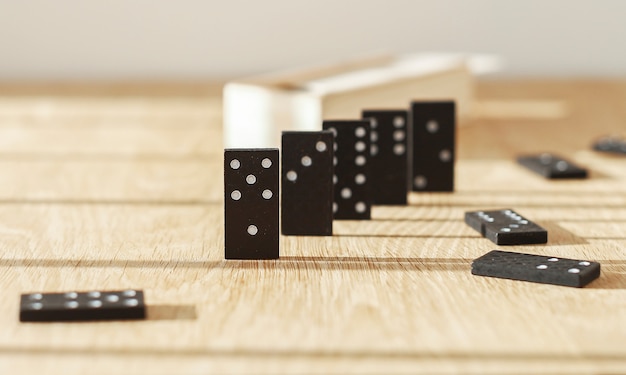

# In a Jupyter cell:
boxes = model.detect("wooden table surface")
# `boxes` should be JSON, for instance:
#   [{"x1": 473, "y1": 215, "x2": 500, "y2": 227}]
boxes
[{"x1": 0, "y1": 80, "x2": 624, "y2": 374}]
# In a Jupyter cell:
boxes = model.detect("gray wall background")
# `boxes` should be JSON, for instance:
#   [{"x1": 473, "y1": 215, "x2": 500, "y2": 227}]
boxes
[{"x1": 1, "y1": 0, "x2": 624, "y2": 80}]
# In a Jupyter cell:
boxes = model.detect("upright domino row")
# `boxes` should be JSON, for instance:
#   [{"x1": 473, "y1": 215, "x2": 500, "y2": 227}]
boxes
[
  {"x1": 19, "y1": 99, "x2": 609, "y2": 324},
  {"x1": 223, "y1": 101, "x2": 455, "y2": 260}
]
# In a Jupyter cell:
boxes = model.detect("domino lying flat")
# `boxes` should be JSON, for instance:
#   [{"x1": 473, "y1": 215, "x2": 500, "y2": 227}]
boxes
[
  {"x1": 465, "y1": 209, "x2": 548, "y2": 245},
  {"x1": 517, "y1": 153, "x2": 588, "y2": 179},
  {"x1": 20, "y1": 290, "x2": 145, "y2": 322},
  {"x1": 472, "y1": 250, "x2": 601, "y2": 288},
  {"x1": 593, "y1": 135, "x2": 626, "y2": 155}
]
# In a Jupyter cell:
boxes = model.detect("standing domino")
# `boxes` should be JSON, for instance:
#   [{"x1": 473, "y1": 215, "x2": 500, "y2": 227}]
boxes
[
  {"x1": 224, "y1": 149, "x2": 279, "y2": 259},
  {"x1": 362, "y1": 110, "x2": 409, "y2": 205},
  {"x1": 281, "y1": 131, "x2": 334, "y2": 235},
  {"x1": 410, "y1": 101, "x2": 456, "y2": 192},
  {"x1": 322, "y1": 120, "x2": 372, "y2": 220}
]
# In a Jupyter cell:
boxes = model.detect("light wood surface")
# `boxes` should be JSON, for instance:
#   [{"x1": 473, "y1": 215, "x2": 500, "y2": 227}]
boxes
[{"x1": 0, "y1": 80, "x2": 625, "y2": 375}]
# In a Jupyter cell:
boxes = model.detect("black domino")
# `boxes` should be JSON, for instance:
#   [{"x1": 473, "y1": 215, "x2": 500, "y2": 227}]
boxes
[
  {"x1": 224, "y1": 149, "x2": 279, "y2": 259},
  {"x1": 281, "y1": 131, "x2": 334, "y2": 236},
  {"x1": 593, "y1": 135, "x2": 626, "y2": 155},
  {"x1": 517, "y1": 153, "x2": 588, "y2": 179},
  {"x1": 362, "y1": 110, "x2": 408, "y2": 205},
  {"x1": 472, "y1": 250, "x2": 601, "y2": 288},
  {"x1": 410, "y1": 101, "x2": 455, "y2": 192},
  {"x1": 322, "y1": 120, "x2": 371, "y2": 220},
  {"x1": 465, "y1": 209, "x2": 548, "y2": 245},
  {"x1": 20, "y1": 290, "x2": 145, "y2": 322}
]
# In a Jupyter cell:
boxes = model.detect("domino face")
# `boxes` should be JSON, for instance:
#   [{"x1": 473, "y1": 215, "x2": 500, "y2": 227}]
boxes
[
  {"x1": 593, "y1": 135, "x2": 626, "y2": 155},
  {"x1": 465, "y1": 209, "x2": 548, "y2": 245},
  {"x1": 20, "y1": 290, "x2": 145, "y2": 322},
  {"x1": 322, "y1": 120, "x2": 371, "y2": 220},
  {"x1": 224, "y1": 149, "x2": 279, "y2": 259},
  {"x1": 281, "y1": 131, "x2": 334, "y2": 236},
  {"x1": 472, "y1": 250, "x2": 601, "y2": 288},
  {"x1": 410, "y1": 101, "x2": 456, "y2": 192},
  {"x1": 362, "y1": 109, "x2": 408, "y2": 205},
  {"x1": 517, "y1": 153, "x2": 588, "y2": 179}
]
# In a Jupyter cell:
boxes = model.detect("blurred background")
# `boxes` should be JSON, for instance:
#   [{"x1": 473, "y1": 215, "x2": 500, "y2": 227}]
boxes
[{"x1": 1, "y1": 0, "x2": 625, "y2": 81}]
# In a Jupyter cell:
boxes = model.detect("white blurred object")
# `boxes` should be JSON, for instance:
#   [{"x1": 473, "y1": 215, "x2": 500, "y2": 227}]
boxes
[{"x1": 223, "y1": 52, "x2": 502, "y2": 149}]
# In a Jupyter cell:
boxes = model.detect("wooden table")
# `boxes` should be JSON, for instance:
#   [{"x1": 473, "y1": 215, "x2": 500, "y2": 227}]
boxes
[{"x1": 0, "y1": 80, "x2": 624, "y2": 374}]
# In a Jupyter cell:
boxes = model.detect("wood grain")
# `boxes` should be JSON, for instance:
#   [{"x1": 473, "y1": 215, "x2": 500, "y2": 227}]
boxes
[{"x1": 0, "y1": 80, "x2": 625, "y2": 374}]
